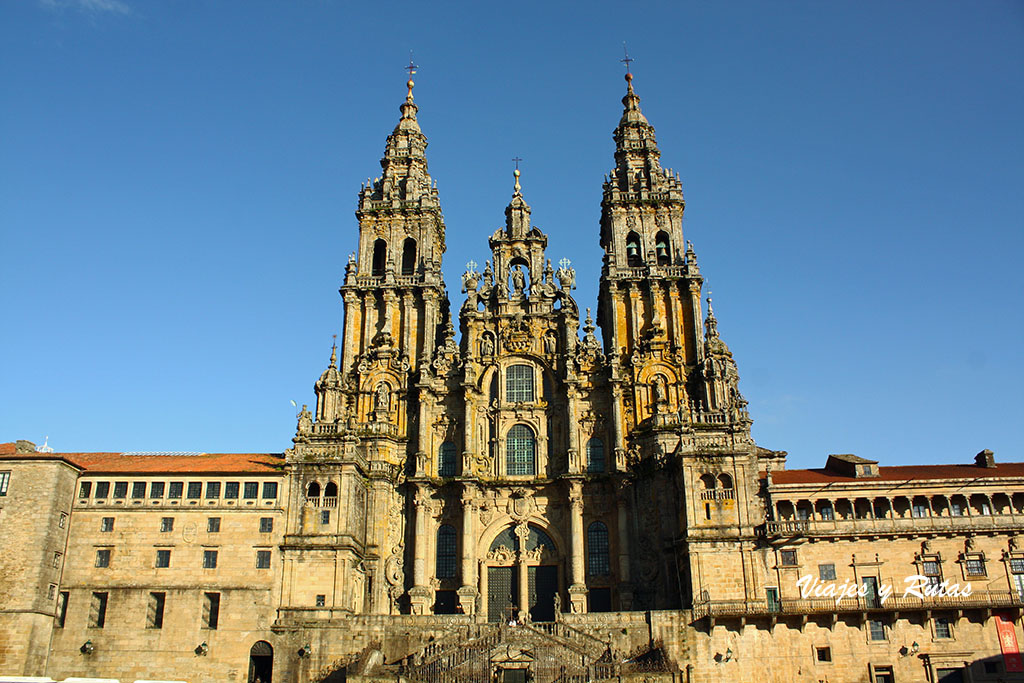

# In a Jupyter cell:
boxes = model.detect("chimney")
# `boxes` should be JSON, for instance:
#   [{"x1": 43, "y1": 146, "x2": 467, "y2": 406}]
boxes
[{"x1": 975, "y1": 449, "x2": 996, "y2": 468}]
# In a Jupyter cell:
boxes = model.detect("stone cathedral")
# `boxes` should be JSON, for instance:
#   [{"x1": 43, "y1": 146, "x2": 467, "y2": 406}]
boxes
[{"x1": 2, "y1": 73, "x2": 1023, "y2": 683}]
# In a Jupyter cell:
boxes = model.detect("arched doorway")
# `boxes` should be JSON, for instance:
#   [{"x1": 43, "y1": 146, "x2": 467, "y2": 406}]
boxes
[
  {"x1": 248, "y1": 640, "x2": 273, "y2": 683},
  {"x1": 484, "y1": 524, "x2": 560, "y2": 623}
]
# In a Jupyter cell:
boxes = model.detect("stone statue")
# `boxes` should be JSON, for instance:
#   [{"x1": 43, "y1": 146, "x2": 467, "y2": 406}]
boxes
[
  {"x1": 481, "y1": 335, "x2": 494, "y2": 356},
  {"x1": 483, "y1": 261, "x2": 494, "y2": 288},
  {"x1": 544, "y1": 333, "x2": 556, "y2": 355},
  {"x1": 375, "y1": 383, "x2": 390, "y2": 412},
  {"x1": 553, "y1": 592, "x2": 561, "y2": 614},
  {"x1": 510, "y1": 265, "x2": 526, "y2": 295},
  {"x1": 297, "y1": 404, "x2": 313, "y2": 433}
]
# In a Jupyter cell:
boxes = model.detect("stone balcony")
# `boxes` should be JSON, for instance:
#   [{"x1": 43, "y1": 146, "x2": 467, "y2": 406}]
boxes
[
  {"x1": 761, "y1": 513, "x2": 1024, "y2": 540},
  {"x1": 693, "y1": 589, "x2": 1024, "y2": 626}
]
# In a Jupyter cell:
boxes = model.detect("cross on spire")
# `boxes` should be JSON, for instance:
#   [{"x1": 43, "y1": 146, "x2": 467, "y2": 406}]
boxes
[
  {"x1": 512, "y1": 156, "x2": 522, "y2": 171},
  {"x1": 406, "y1": 51, "x2": 418, "y2": 78},
  {"x1": 621, "y1": 43, "x2": 634, "y2": 73}
]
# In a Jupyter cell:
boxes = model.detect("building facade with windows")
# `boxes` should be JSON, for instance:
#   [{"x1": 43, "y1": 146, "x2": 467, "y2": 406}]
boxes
[{"x1": 2, "y1": 74, "x2": 1023, "y2": 683}]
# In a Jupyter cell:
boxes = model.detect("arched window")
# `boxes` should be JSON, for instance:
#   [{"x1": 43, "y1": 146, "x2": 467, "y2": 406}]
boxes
[
  {"x1": 436, "y1": 525, "x2": 457, "y2": 579},
  {"x1": 655, "y1": 231, "x2": 671, "y2": 266},
  {"x1": 438, "y1": 441, "x2": 457, "y2": 477},
  {"x1": 401, "y1": 237, "x2": 417, "y2": 275},
  {"x1": 372, "y1": 238, "x2": 387, "y2": 276},
  {"x1": 506, "y1": 424, "x2": 536, "y2": 476},
  {"x1": 587, "y1": 522, "x2": 610, "y2": 576},
  {"x1": 306, "y1": 482, "x2": 321, "y2": 499},
  {"x1": 489, "y1": 527, "x2": 520, "y2": 552},
  {"x1": 625, "y1": 231, "x2": 642, "y2": 267},
  {"x1": 506, "y1": 364, "x2": 534, "y2": 403},
  {"x1": 717, "y1": 473, "x2": 732, "y2": 490},
  {"x1": 586, "y1": 438, "x2": 605, "y2": 473},
  {"x1": 324, "y1": 481, "x2": 338, "y2": 498}
]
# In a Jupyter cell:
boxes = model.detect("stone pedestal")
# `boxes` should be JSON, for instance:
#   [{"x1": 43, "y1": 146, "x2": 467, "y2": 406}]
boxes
[
  {"x1": 408, "y1": 586, "x2": 432, "y2": 616},
  {"x1": 568, "y1": 584, "x2": 588, "y2": 614},
  {"x1": 457, "y1": 586, "x2": 479, "y2": 616}
]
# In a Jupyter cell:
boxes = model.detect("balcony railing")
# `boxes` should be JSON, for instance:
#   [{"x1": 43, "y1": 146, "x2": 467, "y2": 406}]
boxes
[
  {"x1": 700, "y1": 489, "x2": 735, "y2": 502},
  {"x1": 693, "y1": 590, "x2": 1024, "y2": 622},
  {"x1": 305, "y1": 496, "x2": 338, "y2": 508},
  {"x1": 762, "y1": 514, "x2": 1023, "y2": 538}
]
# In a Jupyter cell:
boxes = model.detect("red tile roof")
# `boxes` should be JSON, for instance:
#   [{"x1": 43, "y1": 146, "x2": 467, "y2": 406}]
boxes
[
  {"x1": 0, "y1": 442, "x2": 16, "y2": 454},
  {"x1": 0, "y1": 446, "x2": 284, "y2": 474},
  {"x1": 769, "y1": 462, "x2": 1024, "y2": 485}
]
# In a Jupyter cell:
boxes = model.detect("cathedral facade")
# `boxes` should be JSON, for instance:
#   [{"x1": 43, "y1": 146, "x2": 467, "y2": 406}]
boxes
[{"x1": 2, "y1": 75, "x2": 1023, "y2": 683}]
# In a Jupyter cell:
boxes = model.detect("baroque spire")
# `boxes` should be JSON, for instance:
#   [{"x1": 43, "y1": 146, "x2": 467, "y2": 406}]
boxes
[
  {"x1": 504, "y1": 167, "x2": 532, "y2": 238},
  {"x1": 606, "y1": 73, "x2": 683, "y2": 202}
]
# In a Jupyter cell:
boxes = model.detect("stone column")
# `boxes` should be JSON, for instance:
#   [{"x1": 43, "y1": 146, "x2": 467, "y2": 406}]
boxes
[
  {"x1": 566, "y1": 386, "x2": 580, "y2": 474},
  {"x1": 515, "y1": 523, "x2": 530, "y2": 621},
  {"x1": 616, "y1": 480, "x2": 634, "y2": 609},
  {"x1": 568, "y1": 480, "x2": 588, "y2": 613},
  {"x1": 408, "y1": 485, "x2": 432, "y2": 614},
  {"x1": 458, "y1": 485, "x2": 480, "y2": 615},
  {"x1": 610, "y1": 383, "x2": 625, "y2": 470}
]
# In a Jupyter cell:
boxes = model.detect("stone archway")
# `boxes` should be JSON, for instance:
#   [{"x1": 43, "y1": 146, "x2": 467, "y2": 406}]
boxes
[
  {"x1": 248, "y1": 640, "x2": 273, "y2": 683},
  {"x1": 483, "y1": 524, "x2": 561, "y2": 623}
]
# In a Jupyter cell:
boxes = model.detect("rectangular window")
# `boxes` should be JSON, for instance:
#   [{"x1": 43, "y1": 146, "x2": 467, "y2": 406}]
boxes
[
  {"x1": 207, "y1": 517, "x2": 221, "y2": 533},
  {"x1": 820, "y1": 505, "x2": 834, "y2": 520},
  {"x1": 796, "y1": 507, "x2": 810, "y2": 520},
  {"x1": 262, "y1": 481, "x2": 278, "y2": 499},
  {"x1": 780, "y1": 549, "x2": 798, "y2": 566},
  {"x1": 155, "y1": 549, "x2": 171, "y2": 568},
  {"x1": 912, "y1": 502, "x2": 928, "y2": 518},
  {"x1": 315, "y1": 594, "x2": 326, "y2": 607},
  {"x1": 113, "y1": 481, "x2": 128, "y2": 498},
  {"x1": 95, "y1": 549, "x2": 111, "y2": 568},
  {"x1": 934, "y1": 617, "x2": 952, "y2": 639},
  {"x1": 256, "y1": 550, "x2": 271, "y2": 569},
  {"x1": 1011, "y1": 558, "x2": 1024, "y2": 574},
  {"x1": 95, "y1": 481, "x2": 110, "y2": 498},
  {"x1": 100, "y1": 517, "x2": 114, "y2": 532},
  {"x1": 53, "y1": 552, "x2": 62, "y2": 568},
  {"x1": 79, "y1": 481, "x2": 92, "y2": 498},
  {"x1": 923, "y1": 559, "x2": 941, "y2": 587},
  {"x1": 224, "y1": 481, "x2": 239, "y2": 499},
  {"x1": 320, "y1": 510, "x2": 330, "y2": 524},
  {"x1": 818, "y1": 563, "x2": 837, "y2": 581},
  {"x1": 147, "y1": 592, "x2": 165, "y2": 629},
  {"x1": 816, "y1": 646, "x2": 831, "y2": 662},
  {"x1": 965, "y1": 555, "x2": 986, "y2": 576},
  {"x1": 89, "y1": 592, "x2": 107, "y2": 628},
  {"x1": 186, "y1": 482, "x2": 202, "y2": 499},
  {"x1": 56, "y1": 591, "x2": 69, "y2": 627},
  {"x1": 243, "y1": 482, "x2": 259, "y2": 499},
  {"x1": 202, "y1": 592, "x2": 220, "y2": 629},
  {"x1": 0, "y1": 471, "x2": 9, "y2": 496},
  {"x1": 868, "y1": 619, "x2": 886, "y2": 641},
  {"x1": 47, "y1": 584, "x2": 56, "y2": 600},
  {"x1": 259, "y1": 517, "x2": 273, "y2": 533},
  {"x1": 131, "y1": 481, "x2": 146, "y2": 499},
  {"x1": 202, "y1": 550, "x2": 218, "y2": 569},
  {"x1": 160, "y1": 517, "x2": 174, "y2": 532},
  {"x1": 205, "y1": 482, "x2": 221, "y2": 499},
  {"x1": 150, "y1": 482, "x2": 165, "y2": 498},
  {"x1": 168, "y1": 481, "x2": 183, "y2": 499},
  {"x1": 951, "y1": 501, "x2": 963, "y2": 516},
  {"x1": 506, "y1": 364, "x2": 535, "y2": 403},
  {"x1": 873, "y1": 665, "x2": 894, "y2": 683}
]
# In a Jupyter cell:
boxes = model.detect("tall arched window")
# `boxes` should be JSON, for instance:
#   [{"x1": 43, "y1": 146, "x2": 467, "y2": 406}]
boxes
[
  {"x1": 372, "y1": 238, "x2": 387, "y2": 276},
  {"x1": 436, "y1": 525, "x2": 457, "y2": 579},
  {"x1": 625, "y1": 231, "x2": 642, "y2": 267},
  {"x1": 438, "y1": 441, "x2": 457, "y2": 477},
  {"x1": 506, "y1": 424, "x2": 536, "y2": 476},
  {"x1": 587, "y1": 522, "x2": 611, "y2": 576},
  {"x1": 655, "y1": 231, "x2": 671, "y2": 265},
  {"x1": 401, "y1": 237, "x2": 417, "y2": 275},
  {"x1": 506, "y1": 364, "x2": 534, "y2": 403},
  {"x1": 306, "y1": 482, "x2": 320, "y2": 499},
  {"x1": 324, "y1": 481, "x2": 338, "y2": 498},
  {"x1": 586, "y1": 437, "x2": 605, "y2": 473}
]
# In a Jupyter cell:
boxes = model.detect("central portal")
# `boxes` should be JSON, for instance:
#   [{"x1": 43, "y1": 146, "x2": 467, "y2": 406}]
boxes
[{"x1": 529, "y1": 565, "x2": 558, "y2": 621}]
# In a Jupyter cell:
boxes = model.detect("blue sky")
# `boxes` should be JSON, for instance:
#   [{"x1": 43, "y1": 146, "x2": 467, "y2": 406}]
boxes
[{"x1": 1, "y1": 1, "x2": 1021, "y2": 469}]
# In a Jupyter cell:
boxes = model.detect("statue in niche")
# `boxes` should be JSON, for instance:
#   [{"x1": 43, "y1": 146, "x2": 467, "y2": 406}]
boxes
[
  {"x1": 652, "y1": 375, "x2": 668, "y2": 405},
  {"x1": 510, "y1": 265, "x2": 526, "y2": 295},
  {"x1": 375, "y1": 383, "x2": 390, "y2": 412},
  {"x1": 481, "y1": 334, "x2": 494, "y2": 356},
  {"x1": 483, "y1": 261, "x2": 494, "y2": 288},
  {"x1": 544, "y1": 333, "x2": 557, "y2": 355}
]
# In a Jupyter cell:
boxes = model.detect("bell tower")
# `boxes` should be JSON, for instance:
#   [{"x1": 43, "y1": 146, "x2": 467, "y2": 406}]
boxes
[{"x1": 282, "y1": 75, "x2": 451, "y2": 619}]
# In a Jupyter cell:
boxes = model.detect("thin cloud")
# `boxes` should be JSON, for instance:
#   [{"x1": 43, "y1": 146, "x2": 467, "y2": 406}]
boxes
[{"x1": 38, "y1": 0, "x2": 131, "y2": 14}]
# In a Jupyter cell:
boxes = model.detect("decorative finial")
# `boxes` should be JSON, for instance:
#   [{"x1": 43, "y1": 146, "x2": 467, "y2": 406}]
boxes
[
  {"x1": 405, "y1": 51, "x2": 418, "y2": 101},
  {"x1": 329, "y1": 334, "x2": 338, "y2": 367},
  {"x1": 512, "y1": 157, "x2": 522, "y2": 194}
]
